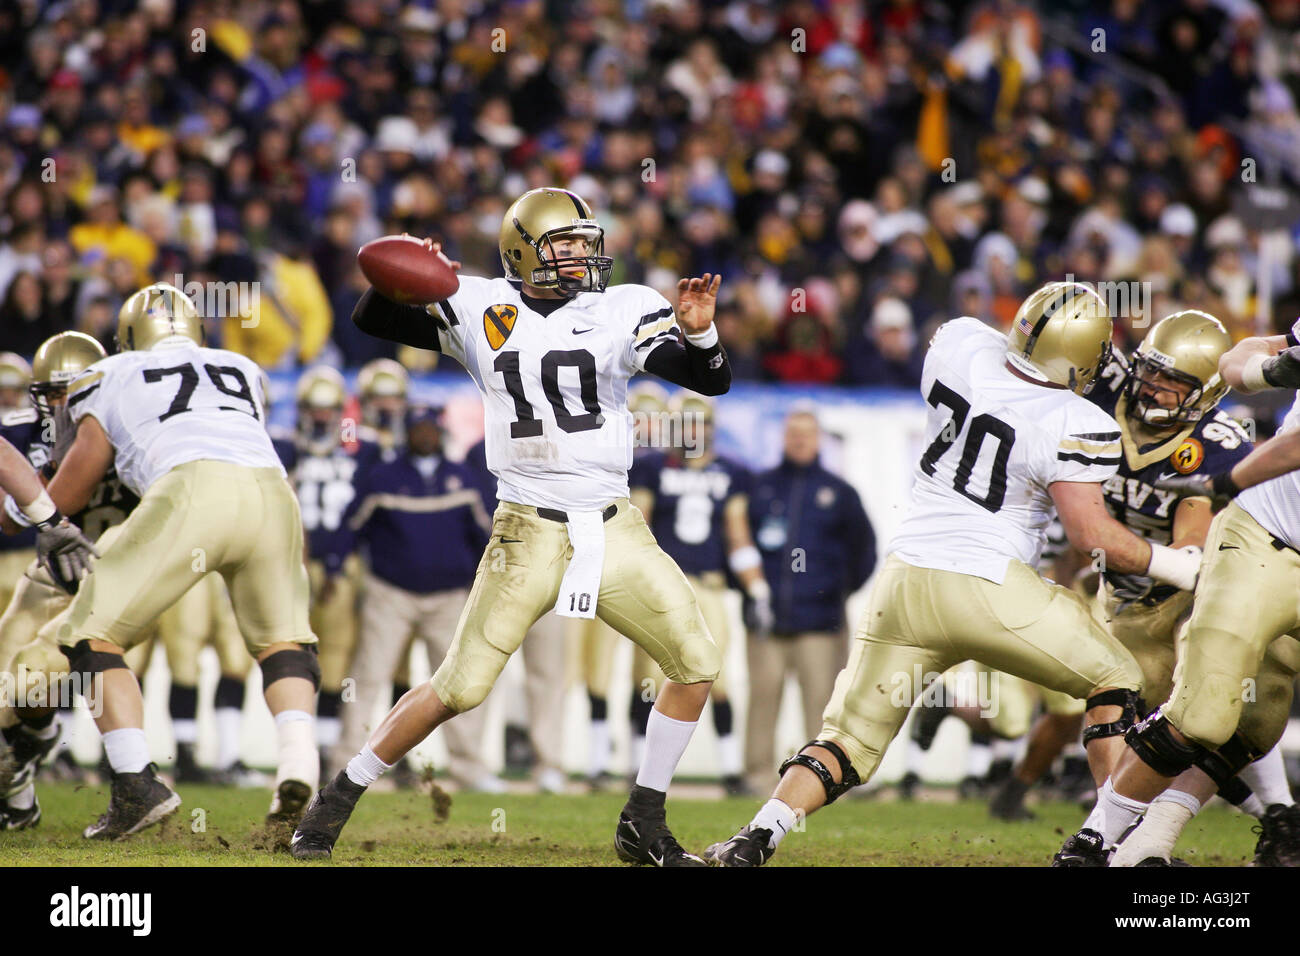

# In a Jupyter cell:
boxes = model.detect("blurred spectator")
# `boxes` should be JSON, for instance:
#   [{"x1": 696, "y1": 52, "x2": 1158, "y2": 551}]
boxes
[{"x1": 844, "y1": 296, "x2": 924, "y2": 389}]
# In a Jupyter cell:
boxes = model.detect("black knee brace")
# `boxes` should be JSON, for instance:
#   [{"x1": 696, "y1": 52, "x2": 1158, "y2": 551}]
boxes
[
  {"x1": 60, "y1": 640, "x2": 130, "y2": 677},
  {"x1": 259, "y1": 645, "x2": 321, "y2": 691},
  {"x1": 779, "y1": 739, "x2": 861, "y2": 805},
  {"x1": 1196, "y1": 732, "x2": 1265, "y2": 805},
  {"x1": 1082, "y1": 688, "x2": 1145, "y2": 746},
  {"x1": 1124, "y1": 712, "x2": 1204, "y2": 777}
]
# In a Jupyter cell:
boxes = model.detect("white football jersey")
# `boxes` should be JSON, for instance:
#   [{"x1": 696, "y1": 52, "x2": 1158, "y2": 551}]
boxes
[
  {"x1": 67, "y1": 341, "x2": 283, "y2": 497},
  {"x1": 1237, "y1": 391, "x2": 1300, "y2": 550},
  {"x1": 429, "y1": 276, "x2": 679, "y2": 511},
  {"x1": 889, "y1": 317, "x2": 1123, "y2": 583}
]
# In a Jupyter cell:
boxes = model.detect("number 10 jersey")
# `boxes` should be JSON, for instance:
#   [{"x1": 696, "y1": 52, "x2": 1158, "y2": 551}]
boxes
[
  {"x1": 888, "y1": 317, "x2": 1123, "y2": 584},
  {"x1": 430, "y1": 276, "x2": 679, "y2": 511},
  {"x1": 66, "y1": 342, "x2": 283, "y2": 498}
]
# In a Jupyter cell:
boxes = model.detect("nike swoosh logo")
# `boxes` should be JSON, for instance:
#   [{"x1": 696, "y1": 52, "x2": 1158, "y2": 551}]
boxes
[
  {"x1": 1218, "y1": 544, "x2": 1239, "y2": 551},
  {"x1": 499, "y1": 536, "x2": 523, "y2": 544},
  {"x1": 571, "y1": 328, "x2": 593, "y2": 335},
  {"x1": 649, "y1": 849, "x2": 664, "y2": 866}
]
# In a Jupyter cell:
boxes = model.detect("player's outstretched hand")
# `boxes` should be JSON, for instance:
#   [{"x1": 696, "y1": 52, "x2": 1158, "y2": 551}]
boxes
[
  {"x1": 401, "y1": 233, "x2": 463, "y2": 273},
  {"x1": 36, "y1": 515, "x2": 99, "y2": 594},
  {"x1": 1155, "y1": 472, "x2": 1239, "y2": 509},
  {"x1": 676, "y1": 273, "x2": 722, "y2": 335}
]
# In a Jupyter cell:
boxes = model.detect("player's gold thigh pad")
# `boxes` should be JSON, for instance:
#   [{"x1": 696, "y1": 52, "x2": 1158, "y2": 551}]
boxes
[
  {"x1": 1165, "y1": 504, "x2": 1300, "y2": 748},
  {"x1": 594, "y1": 503, "x2": 718, "y2": 685},
  {"x1": 1099, "y1": 586, "x2": 1191, "y2": 709},
  {"x1": 430, "y1": 503, "x2": 569, "y2": 712}
]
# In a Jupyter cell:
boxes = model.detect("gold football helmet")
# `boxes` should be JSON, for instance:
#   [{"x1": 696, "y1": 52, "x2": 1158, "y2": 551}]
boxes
[
  {"x1": 0, "y1": 352, "x2": 33, "y2": 409},
  {"x1": 1006, "y1": 281, "x2": 1112, "y2": 395},
  {"x1": 499, "y1": 187, "x2": 613, "y2": 295},
  {"x1": 672, "y1": 393, "x2": 715, "y2": 458},
  {"x1": 1125, "y1": 310, "x2": 1231, "y2": 427},
  {"x1": 296, "y1": 365, "x2": 347, "y2": 451},
  {"x1": 31, "y1": 332, "x2": 107, "y2": 417},
  {"x1": 117, "y1": 282, "x2": 204, "y2": 351},
  {"x1": 357, "y1": 358, "x2": 409, "y2": 444}
]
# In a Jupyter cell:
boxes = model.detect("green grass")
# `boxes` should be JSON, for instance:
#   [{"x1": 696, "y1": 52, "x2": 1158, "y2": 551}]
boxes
[{"x1": 0, "y1": 781, "x2": 1260, "y2": 866}]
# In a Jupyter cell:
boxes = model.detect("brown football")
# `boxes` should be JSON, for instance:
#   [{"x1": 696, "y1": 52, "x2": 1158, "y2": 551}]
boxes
[{"x1": 357, "y1": 235, "x2": 460, "y2": 305}]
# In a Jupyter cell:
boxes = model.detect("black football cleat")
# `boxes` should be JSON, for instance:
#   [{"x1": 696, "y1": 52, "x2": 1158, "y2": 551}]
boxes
[
  {"x1": 1, "y1": 722, "x2": 59, "y2": 797},
  {"x1": 703, "y1": 825, "x2": 775, "y2": 867},
  {"x1": 0, "y1": 794, "x2": 41, "y2": 831},
  {"x1": 1252, "y1": 804, "x2": 1300, "y2": 866},
  {"x1": 1052, "y1": 828, "x2": 1110, "y2": 867},
  {"x1": 83, "y1": 764, "x2": 181, "y2": 841},
  {"x1": 290, "y1": 771, "x2": 365, "y2": 860},
  {"x1": 614, "y1": 785, "x2": 706, "y2": 867},
  {"x1": 989, "y1": 778, "x2": 1036, "y2": 821},
  {"x1": 898, "y1": 770, "x2": 920, "y2": 802}
]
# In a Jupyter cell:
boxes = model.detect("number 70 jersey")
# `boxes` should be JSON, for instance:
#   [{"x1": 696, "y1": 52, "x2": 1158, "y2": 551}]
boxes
[
  {"x1": 888, "y1": 317, "x2": 1123, "y2": 584},
  {"x1": 430, "y1": 276, "x2": 679, "y2": 511},
  {"x1": 66, "y1": 342, "x2": 284, "y2": 498}
]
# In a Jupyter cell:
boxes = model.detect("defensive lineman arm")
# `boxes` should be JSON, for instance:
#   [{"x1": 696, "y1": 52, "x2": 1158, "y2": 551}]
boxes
[{"x1": 0, "y1": 435, "x2": 97, "y2": 588}]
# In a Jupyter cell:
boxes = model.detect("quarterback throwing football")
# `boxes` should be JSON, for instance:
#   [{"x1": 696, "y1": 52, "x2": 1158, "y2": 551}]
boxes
[{"x1": 292, "y1": 187, "x2": 731, "y2": 866}]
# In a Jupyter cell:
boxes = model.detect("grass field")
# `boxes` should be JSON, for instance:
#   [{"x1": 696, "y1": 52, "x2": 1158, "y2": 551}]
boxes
[{"x1": 0, "y1": 779, "x2": 1263, "y2": 866}]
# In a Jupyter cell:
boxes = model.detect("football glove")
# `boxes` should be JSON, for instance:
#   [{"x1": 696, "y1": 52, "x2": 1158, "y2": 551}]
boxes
[
  {"x1": 742, "y1": 583, "x2": 774, "y2": 637},
  {"x1": 35, "y1": 514, "x2": 99, "y2": 595},
  {"x1": 1263, "y1": 345, "x2": 1300, "y2": 390}
]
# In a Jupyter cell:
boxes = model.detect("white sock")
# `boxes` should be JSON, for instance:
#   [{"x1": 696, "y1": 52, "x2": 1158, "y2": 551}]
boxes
[
  {"x1": 215, "y1": 707, "x2": 242, "y2": 770},
  {"x1": 966, "y1": 741, "x2": 992, "y2": 778},
  {"x1": 273, "y1": 710, "x2": 318, "y2": 790},
  {"x1": 635, "y1": 708, "x2": 696, "y2": 793},
  {"x1": 750, "y1": 798, "x2": 798, "y2": 849},
  {"x1": 630, "y1": 733, "x2": 646, "y2": 775},
  {"x1": 1152, "y1": 787, "x2": 1203, "y2": 815},
  {"x1": 588, "y1": 719, "x2": 610, "y2": 777},
  {"x1": 316, "y1": 715, "x2": 342, "y2": 750},
  {"x1": 345, "y1": 745, "x2": 391, "y2": 787},
  {"x1": 992, "y1": 736, "x2": 1021, "y2": 763},
  {"x1": 1082, "y1": 778, "x2": 1150, "y2": 847},
  {"x1": 8, "y1": 782, "x2": 35, "y2": 810},
  {"x1": 172, "y1": 718, "x2": 198, "y2": 745},
  {"x1": 1237, "y1": 793, "x2": 1265, "y2": 817},
  {"x1": 1238, "y1": 746, "x2": 1294, "y2": 809},
  {"x1": 906, "y1": 740, "x2": 926, "y2": 775},
  {"x1": 717, "y1": 733, "x2": 742, "y2": 777},
  {"x1": 1112, "y1": 798, "x2": 1195, "y2": 867},
  {"x1": 102, "y1": 727, "x2": 150, "y2": 774}
]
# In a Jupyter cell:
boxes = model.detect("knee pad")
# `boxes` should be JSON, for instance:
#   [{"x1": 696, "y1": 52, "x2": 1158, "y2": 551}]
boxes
[
  {"x1": 1124, "y1": 711, "x2": 1205, "y2": 777},
  {"x1": 61, "y1": 639, "x2": 130, "y2": 677},
  {"x1": 779, "y1": 739, "x2": 861, "y2": 805},
  {"x1": 676, "y1": 636, "x2": 721, "y2": 685},
  {"x1": 259, "y1": 645, "x2": 321, "y2": 692},
  {"x1": 1082, "y1": 688, "x2": 1145, "y2": 746},
  {"x1": 438, "y1": 681, "x2": 488, "y2": 714},
  {"x1": 1196, "y1": 732, "x2": 1265, "y2": 804}
]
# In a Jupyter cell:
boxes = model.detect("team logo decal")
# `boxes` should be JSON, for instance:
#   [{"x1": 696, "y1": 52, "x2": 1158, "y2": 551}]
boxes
[
  {"x1": 1171, "y1": 437, "x2": 1204, "y2": 474},
  {"x1": 483, "y1": 304, "x2": 519, "y2": 350}
]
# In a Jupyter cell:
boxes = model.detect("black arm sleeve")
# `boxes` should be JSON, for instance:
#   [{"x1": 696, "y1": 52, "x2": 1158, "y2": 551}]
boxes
[
  {"x1": 641, "y1": 336, "x2": 732, "y2": 396},
  {"x1": 351, "y1": 287, "x2": 444, "y2": 351}
]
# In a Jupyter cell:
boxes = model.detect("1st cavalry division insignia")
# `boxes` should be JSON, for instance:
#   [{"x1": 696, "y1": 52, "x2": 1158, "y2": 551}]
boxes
[
  {"x1": 484, "y1": 304, "x2": 519, "y2": 350},
  {"x1": 1170, "y1": 437, "x2": 1204, "y2": 474}
]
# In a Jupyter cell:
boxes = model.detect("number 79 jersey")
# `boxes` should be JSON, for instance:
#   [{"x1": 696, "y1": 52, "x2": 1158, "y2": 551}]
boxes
[
  {"x1": 888, "y1": 318, "x2": 1123, "y2": 584},
  {"x1": 430, "y1": 276, "x2": 679, "y2": 511},
  {"x1": 66, "y1": 342, "x2": 284, "y2": 498}
]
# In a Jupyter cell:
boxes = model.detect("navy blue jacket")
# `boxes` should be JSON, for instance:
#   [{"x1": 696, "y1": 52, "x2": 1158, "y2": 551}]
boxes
[
  {"x1": 749, "y1": 457, "x2": 875, "y2": 634},
  {"x1": 343, "y1": 452, "x2": 491, "y2": 594}
]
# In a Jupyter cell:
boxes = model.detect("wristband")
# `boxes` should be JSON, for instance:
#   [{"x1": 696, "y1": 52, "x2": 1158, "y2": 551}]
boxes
[
  {"x1": 16, "y1": 490, "x2": 57, "y2": 528},
  {"x1": 3, "y1": 495, "x2": 30, "y2": 528},
  {"x1": 684, "y1": 324, "x2": 719, "y2": 349},
  {"x1": 729, "y1": 545, "x2": 761, "y2": 574},
  {"x1": 1241, "y1": 353, "x2": 1270, "y2": 392},
  {"x1": 1146, "y1": 543, "x2": 1201, "y2": 592},
  {"x1": 1211, "y1": 471, "x2": 1241, "y2": 499}
]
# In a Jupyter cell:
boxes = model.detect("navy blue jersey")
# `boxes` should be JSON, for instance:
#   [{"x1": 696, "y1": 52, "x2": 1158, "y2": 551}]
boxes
[
  {"x1": 1089, "y1": 355, "x2": 1253, "y2": 603},
  {"x1": 0, "y1": 407, "x2": 138, "y2": 545},
  {"x1": 276, "y1": 434, "x2": 387, "y2": 575},
  {"x1": 629, "y1": 451, "x2": 751, "y2": 576}
]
